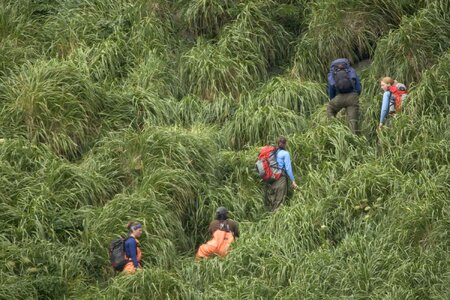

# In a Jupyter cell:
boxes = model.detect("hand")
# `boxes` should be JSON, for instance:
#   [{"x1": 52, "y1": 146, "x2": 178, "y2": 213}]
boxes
[{"x1": 292, "y1": 181, "x2": 299, "y2": 190}]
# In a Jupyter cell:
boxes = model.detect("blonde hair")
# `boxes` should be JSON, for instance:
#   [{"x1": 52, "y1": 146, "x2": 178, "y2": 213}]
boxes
[{"x1": 381, "y1": 77, "x2": 395, "y2": 86}]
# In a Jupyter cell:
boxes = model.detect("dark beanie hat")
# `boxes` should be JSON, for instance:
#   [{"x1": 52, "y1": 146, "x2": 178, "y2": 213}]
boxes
[{"x1": 216, "y1": 207, "x2": 228, "y2": 220}]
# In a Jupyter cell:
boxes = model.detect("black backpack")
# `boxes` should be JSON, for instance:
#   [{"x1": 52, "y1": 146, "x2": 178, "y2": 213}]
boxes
[
  {"x1": 333, "y1": 68, "x2": 355, "y2": 94},
  {"x1": 109, "y1": 237, "x2": 130, "y2": 271}
]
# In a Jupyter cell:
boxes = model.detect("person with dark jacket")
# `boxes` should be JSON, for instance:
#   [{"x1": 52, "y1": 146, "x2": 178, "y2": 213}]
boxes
[{"x1": 326, "y1": 58, "x2": 362, "y2": 134}]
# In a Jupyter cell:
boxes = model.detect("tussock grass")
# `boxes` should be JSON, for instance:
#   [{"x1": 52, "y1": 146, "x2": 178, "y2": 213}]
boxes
[
  {"x1": 2, "y1": 1, "x2": 450, "y2": 299},
  {"x1": 0, "y1": 2, "x2": 37, "y2": 40},
  {"x1": 125, "y1": 50, "x2": 179, "y2": 98},
  {"x1": 218, "y1": 2, "x2": 292, "y2": 68},
  {"x1": 0, "y1": 38, "x2": 38, "y2": 76},
  {"x1": 84, "y1": 192, "x2": 188, "y2": 270},
  {"x1": 407, "y1": 49, "x2": 450, "y2": 116},
  {"x1": 180, "y1": 39, "x2": 256, "y2": 99},
  {"x1": 367, "y1": 0, "x2": 450, "y2": 88},
  {"x1": 176, "y1": 93, "x2": 237, "y2": 126},
  {"x1": 85, "y1": 36, "x2": 131, "y2": 83},
  {"x1": 224, "y1": 101, "x2": 307, "y2": 150},
  {"x1": 0, "y1": 59, "x2": 105, "y2": 158},
  {"x1": 176, "y1": 95, "x2": 205, "y2": 126},
  {"x1": 254, "y1": 76, "x2": 327, "y2": 115},
  {"x1": 291, "y1": 0, "x2": 424, "y2": 81},
  {"x1": 178, "y1": 0, "x2": 237, "y2": 37},
  {"x1": 180, "y1": 2, "x2": 292, "y2": 100},
  {"x1": 201, "y1": 93, "x2": 237, "y2": 125},
  {"x1": 291, "y1": 1, "x2": 383, "y2": 80}
]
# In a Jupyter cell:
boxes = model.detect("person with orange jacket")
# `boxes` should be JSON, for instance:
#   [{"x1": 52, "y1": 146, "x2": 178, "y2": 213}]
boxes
[
  {"x1": 122, "y1": 221, "x2": 143, "y2": 273},
  {"x1": 196, "y1": 207, "x2": 239, "y2": 259}
]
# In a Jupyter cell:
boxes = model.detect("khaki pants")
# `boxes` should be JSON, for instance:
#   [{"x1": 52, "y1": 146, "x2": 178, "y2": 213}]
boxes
[
  {"x1": 327, "y1": 92, "x2": 360, "y2": 134},
  {"x1": 266, "y1": 176, "x2": 287, "y2": 211}
]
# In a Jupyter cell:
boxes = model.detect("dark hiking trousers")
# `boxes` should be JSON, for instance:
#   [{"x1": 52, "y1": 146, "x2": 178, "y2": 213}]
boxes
[
  {"x1": 266, "y1": 176, "x2": 288, "y2": 211},
  {"x1": 327, "y1": 92, "x2": 360, "y2": 134}
]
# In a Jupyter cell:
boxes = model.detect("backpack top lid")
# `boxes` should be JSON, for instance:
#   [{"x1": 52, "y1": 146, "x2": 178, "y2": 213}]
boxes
[
  {"x1": 395, "y1": 82, "x2": 407, "y2": 91},
  {"x1": 328, "y1": 58, "x2": 357, "y2": 86},
  {"x1": 388, "y1": 85, "x2": 399, "y2": 94},
  {"x1": 330, "y1": 58, "x2": 350, "y2": 71},
  {"x1": 388, "y1": 83, "x2": 407, "y2": 95}
]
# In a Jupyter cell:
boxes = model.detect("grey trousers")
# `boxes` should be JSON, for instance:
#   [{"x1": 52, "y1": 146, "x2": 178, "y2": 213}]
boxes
[
  {"x1": 266, "y1": 176, "x2": 288, "y2": 211},
  {"x1": 327, "y1": 92, "x2": 360, "y2": 134}
]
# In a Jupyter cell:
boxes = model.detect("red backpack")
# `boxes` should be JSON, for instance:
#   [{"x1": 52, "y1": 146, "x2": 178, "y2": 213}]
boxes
[
  {"x1": 255, "y1": 146, "x2": 282, "y2": 182},
  {"x1": 388, "y1": 83, "x2": 408, "y2": 113}
]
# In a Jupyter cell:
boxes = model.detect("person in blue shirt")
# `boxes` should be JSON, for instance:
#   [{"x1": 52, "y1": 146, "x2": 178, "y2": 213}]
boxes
[
  {"x1": 379, "y1": 76, "x2": 408, "y2": 129},
  {"x1": 123, "y1": 221, "x2": 143, "y2": 273},
  {"x1": 379, "y1": 77, "x2": 393, "y2": 129},
  {"x1": 266, "y1": 136, "x2": 298, "y2": 211}
]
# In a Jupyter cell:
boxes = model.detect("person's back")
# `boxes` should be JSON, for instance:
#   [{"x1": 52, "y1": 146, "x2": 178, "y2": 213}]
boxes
[
  {"x1": 196, "y1": 207, "x2": 239, "y2": 259},
  {"x1": 327, "y1": 58, "x2": 361, "y2": 99},
  {"x1": 326, "y1": 58, "x2": 361, "y2": 134},
  {"x1": 208, "y1": 219, "x2": 239, "y2": 238},
  {"x1": 264, "y1": 137, "x2": 298, "y2": 211}
]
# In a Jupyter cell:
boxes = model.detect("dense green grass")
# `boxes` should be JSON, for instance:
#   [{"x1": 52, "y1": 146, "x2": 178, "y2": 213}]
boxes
[{"x1": 0, "y1": 0, "x2": 449, "y2": 299}]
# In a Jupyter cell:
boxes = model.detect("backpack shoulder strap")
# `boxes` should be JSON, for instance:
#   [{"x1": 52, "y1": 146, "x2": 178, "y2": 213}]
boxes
[{"x1": 219, "y1": 220, "x2": 230, "y2": 232}]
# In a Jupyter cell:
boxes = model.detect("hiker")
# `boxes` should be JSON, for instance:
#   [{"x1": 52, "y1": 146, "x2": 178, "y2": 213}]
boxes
[
  {"x1": 265, "y1": 136, "x2": 298, "y2": 211},
  {"x1": 379, "y1": 76, "x2": 408, "y2": 129},
  {"x1": 122, "y1": 221, "x2": 143, "y2": 273},
  {"x1": 326, "y1": 58, "x2": 362, "y2": 134},
  {"x1": 196, "y1": 207, "x2": 239, "y2": 259}
]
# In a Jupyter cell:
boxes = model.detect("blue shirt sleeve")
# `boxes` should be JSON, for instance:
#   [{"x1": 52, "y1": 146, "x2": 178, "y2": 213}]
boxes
[
  {"x1": 354, "y1": 75, "x2": 362, "y2": 95},
  {"x1": 379, "y1": 91, "x2": 390, "y2": 124},
  {"x1": 328, "y1": 85, "x2": 336, "y2": 100},
  {"x1": 125, "y1": 237, "x2": 139, "y2": 269},
  {"x1": 284, "y1": 152, "x2": 295, "y2": 182},
  {"x1": 278, "y1": 150, "x2": 295, "y2": 181}
]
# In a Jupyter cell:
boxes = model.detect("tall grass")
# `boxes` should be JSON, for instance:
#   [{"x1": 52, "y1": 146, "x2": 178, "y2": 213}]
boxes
[
  {"x1": 0, "y1": 59, "x2": 105, "y2": 158},
  {"x1": 1, "y1": 0, "x2": 450, "y2": 299},
  {"x1": 180, "y1": 39, "x2": 255, "y2": 99},
  {"x1": 254, "y1": 76, "x2": 327, "y2": 115},
  {"x1": 180, "y1": 2, "x2": 292, "y2": 99},
  {"x1": 218, "y1": 2, "x2": 292, "y2": 69},
  {"x1": 98, "y1": 89, "x2": 179, "y2": 131},
  {"x1": 223, "y1": 101, "x2": 307, "y2": 149},
  {"x1": 178, "y1": 0, "x2": 237, "y2": 37},
  {"x1": 367, "y1": 0, "x2": 450, "y2": 87},
  {"x1": 291, "y1": 0, "x2": 425, "y2": 81},
  {"x1": 125, "y1": 50, "x2": 179, "y2": 98},
  {"x1": 407, "y1": 49, "x2": 450, "y2": 116}
]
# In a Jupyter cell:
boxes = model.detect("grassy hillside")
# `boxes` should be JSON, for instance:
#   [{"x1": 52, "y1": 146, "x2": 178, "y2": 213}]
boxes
[{"x1": 0, "y1": 0, "x2": 449, "y2": 299}]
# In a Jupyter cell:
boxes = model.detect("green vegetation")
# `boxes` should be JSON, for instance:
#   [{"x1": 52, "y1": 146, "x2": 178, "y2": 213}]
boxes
[{"x1": 0, "y1": 0, "x2": 449, "y2": 299}]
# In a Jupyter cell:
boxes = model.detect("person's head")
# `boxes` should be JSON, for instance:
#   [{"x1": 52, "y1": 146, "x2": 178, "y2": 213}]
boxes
[
  {"x1": 216, "y1": 207, "x2": 228, "y2": 221},
  {"x1": 277, "y1": 136, "x2": 287, "y2": 149},
  {"x1": 127, "y1": 221, "x2": 143, "y2": 238},
  {"x1": 380, "y1": 77, "x2": 395, "y2": 91}
]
